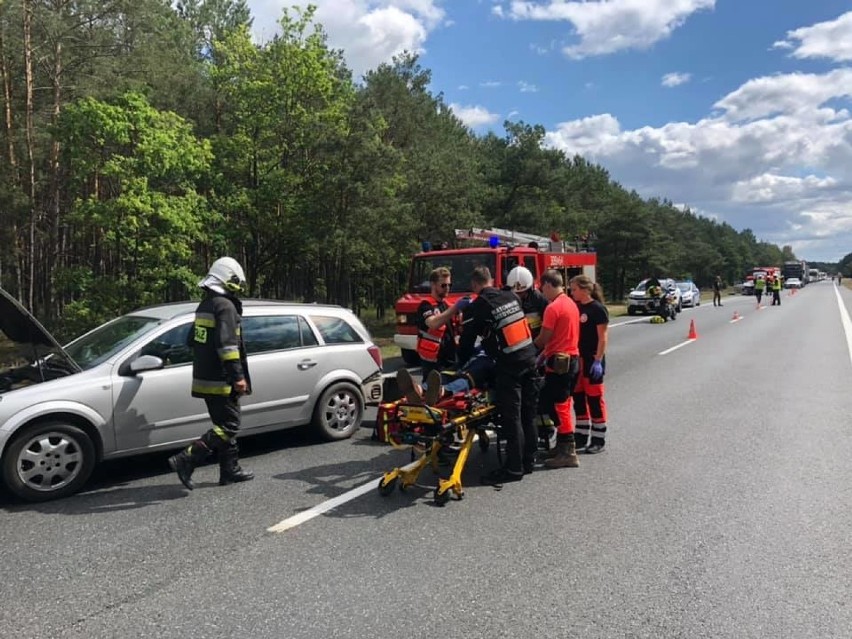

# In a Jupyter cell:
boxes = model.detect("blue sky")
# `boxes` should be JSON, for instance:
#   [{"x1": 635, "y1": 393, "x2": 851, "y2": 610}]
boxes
[{"x1": 247, "y1": 1, "x2": 852, "y2": 262}]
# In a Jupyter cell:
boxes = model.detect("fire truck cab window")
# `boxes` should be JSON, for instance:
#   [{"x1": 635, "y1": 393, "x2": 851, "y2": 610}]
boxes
[{"x1": 408, "y1": 253, "x2": 498, "y2": 294}]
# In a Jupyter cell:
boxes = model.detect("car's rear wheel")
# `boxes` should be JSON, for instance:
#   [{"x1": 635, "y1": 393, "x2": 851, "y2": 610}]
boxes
[
  {"x1": 312, "y1": 382, "x2": 364, "y2": 441},
  {"x1": 2, "y1": 421, "x2": 96, "y2": 502}
]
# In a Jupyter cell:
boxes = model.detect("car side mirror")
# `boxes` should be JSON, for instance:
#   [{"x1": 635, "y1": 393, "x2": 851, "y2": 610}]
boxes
[{"x1": 128, "y1": 354, "x2": 165, "y2": 375}]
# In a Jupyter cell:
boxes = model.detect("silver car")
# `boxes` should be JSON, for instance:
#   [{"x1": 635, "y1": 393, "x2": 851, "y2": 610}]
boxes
[{"x1": 0, "y1": 290, "x2": 383, "y2": 502}]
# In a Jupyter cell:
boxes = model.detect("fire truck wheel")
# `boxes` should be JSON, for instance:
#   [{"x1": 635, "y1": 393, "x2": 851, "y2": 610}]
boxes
[{"x1": 400, "y1": 349, "x2": 420, "y2": 366}]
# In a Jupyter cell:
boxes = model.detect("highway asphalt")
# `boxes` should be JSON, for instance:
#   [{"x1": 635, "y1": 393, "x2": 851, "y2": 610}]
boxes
[{"x1": 2, "y1": 282, "x2": 850, "y2": 638}]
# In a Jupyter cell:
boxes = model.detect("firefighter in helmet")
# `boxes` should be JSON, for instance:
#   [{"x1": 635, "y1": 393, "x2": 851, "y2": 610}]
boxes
[
  {"x1": 506, "y1": 265, "x2": 549, "y2": 340},
  {"x1": 169, "y1": 257, "x2": 254, "y2": 490}
]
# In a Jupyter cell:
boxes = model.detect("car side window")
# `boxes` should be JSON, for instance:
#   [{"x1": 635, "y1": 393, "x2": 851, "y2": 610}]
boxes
[
  {"x1": 299, "y1": 316, "x2": 319, "y2": 347},
  {"x1": 243, "y1": 316, "x2": 305, "y2": 354},
  {"x1": 310, "y1": 315, "x2": 363, "y2": 344},
  {"x1": 139, "y1": 323, "x2": 193, "y2": 367}
]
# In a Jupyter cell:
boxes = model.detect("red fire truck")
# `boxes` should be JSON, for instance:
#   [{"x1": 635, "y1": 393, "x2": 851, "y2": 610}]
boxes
[{"x1": 393, "y1": 227, "x2": 597, "y2": 365}]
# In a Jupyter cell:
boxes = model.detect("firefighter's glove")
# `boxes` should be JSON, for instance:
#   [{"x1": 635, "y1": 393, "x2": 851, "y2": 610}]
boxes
[
  {"x1": 455, "y1": 296, "x2": 472, "y2": 313},
  {"x1": 589, "y1": 359, "x2": 604, "y2": 381}
]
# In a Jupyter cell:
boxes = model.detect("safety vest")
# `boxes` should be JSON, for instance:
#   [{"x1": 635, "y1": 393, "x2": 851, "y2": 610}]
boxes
[
  {"x1": 495, "y1": 307, "x2": 533, "y2": 354},
  {"x1": 416, "y1": 298, "x2": 449, "y2": 363}
]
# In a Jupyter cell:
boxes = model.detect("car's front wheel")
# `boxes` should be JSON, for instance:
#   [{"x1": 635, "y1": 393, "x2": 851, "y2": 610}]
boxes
[
  {"x1": 312, "y1": 382, "x2": 364, "y2": 441},
  {"x1": 2, "y1": 421, "x2": 97, "y2": 502}
]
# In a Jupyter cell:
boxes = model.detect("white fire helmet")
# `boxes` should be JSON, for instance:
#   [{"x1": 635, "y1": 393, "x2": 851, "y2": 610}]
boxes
[
  {"x1": 506, "y1": 265, "x2": 534, "y2": 293},
  {"x1": 199, "y1": 256, "x2": 247, "y2": 295}
]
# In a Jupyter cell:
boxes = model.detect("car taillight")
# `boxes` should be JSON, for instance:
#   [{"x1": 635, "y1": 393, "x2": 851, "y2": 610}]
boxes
[{"x1": 368, "y1": 345, "x2": 382, "y2": 369}]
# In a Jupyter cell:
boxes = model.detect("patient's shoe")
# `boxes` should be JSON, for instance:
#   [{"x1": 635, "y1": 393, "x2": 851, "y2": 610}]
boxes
[
  {"x1": 423, "y1": 369, "x2": 443, "y2": 405},
  {"x1": 396, "y1": 368, "x2": 423, "y2": 404}
]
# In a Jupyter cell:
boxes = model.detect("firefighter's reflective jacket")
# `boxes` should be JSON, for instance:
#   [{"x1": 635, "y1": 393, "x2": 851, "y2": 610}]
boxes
[
  {"x1": 415, "y1": 297, "x2": 457, "y2": 366},
  {"x1": 188, "y1": 292, "x2": 251, "y2": 398},
  {"x1": 521, "y1": 288, "x2": 549, "y2": 339},
  {"x1": 458, "y1": 286, "x2": 536, "y2": 369}
]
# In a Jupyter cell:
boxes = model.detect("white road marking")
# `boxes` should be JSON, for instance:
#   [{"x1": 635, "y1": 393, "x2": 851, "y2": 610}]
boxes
[
  {"x1": 658, "y1": 339, "x2": 697, "y2": 356},
  {"x1": 267, "y1": 479, "x2": 378, "y2": 533},
  {"x1": 833, "y1": 285, "x2": 852, "y2": 369},
  {"x1": 729, "y1": 316, "x2": 744, "y2": 323},
  {"x1": 610, "y1": 317, "x2": 653, "y2": 328}
]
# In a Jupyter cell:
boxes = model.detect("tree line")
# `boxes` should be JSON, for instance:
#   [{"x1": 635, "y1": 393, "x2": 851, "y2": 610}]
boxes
[{"x1": 0, "y1": 1, "x2": 801, "y2": 339}]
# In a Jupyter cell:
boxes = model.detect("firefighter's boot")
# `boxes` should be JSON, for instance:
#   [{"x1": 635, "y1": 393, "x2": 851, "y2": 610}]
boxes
[
  {"x1": 218, "y1": 440, "x2": 254, "y2": 486},
  {"x1": 168, "y1": 439, "x2": 212, "y2": 491},
  {"x1": 544, "y1": 434, "x2": 579, "y2": 469}
]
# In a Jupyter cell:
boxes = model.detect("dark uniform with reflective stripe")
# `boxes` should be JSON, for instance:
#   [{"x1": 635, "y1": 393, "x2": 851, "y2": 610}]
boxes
[
  {"x1": 520, "y1": 288, "x2": 549, "y2": 340},
  {"x1": 416, "y1": 298, "x2": 457, "y2": 377},
  {"x1": 188, "y1": 292, "x2": 250, "y2": 450},
  {"x1": 459, "y1": 287, "x2": 539, "y2": 477}
]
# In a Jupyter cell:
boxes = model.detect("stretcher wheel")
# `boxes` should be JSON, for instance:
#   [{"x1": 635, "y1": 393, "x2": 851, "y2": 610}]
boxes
[
  {"x1": 433, "y1": 488, "x2": 450, "y2": 507},
  {"x1": 378, "y1": 476, "x2": 397, "y2": 496}
]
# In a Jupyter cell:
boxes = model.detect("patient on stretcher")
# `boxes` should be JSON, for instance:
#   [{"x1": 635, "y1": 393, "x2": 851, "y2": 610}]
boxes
[{"x1": 396, "y1": 349, "x2": 495, "y2": 406}]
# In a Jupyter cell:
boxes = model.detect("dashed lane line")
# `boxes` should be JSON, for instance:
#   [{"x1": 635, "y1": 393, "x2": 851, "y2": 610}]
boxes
[
  {"x1": 658, "y1": 338, "x2": 697, "y2": 356},
  {"x1": 267, "y1": 479, "x2": 378, "y2": 533}
]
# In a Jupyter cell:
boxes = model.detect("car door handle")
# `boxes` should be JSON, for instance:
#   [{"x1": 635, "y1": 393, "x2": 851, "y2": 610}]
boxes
[{"x1": 297, "y1": 360, "x2": 318, "y2": 370}]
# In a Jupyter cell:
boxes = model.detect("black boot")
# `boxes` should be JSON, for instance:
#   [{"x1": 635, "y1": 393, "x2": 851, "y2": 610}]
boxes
[
  {"x1": 580, "y1": 438, "x2": 606, "y2": 455},
  {"x1": 168, "y1": 440, "x2": 211, "y2": 490},
  {"x1": 218, "y1": 440, "x2": 254, "y2": 486}
]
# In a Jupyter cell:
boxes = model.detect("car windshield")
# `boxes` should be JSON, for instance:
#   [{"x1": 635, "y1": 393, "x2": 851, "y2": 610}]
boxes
[
  {"x1": 676, "y1": 283, "x2": 692, "y2": 292},
  {"x1": 64, "y1": 315, "x2": 162, "y2": 370},
  {"x1": 408, "y1": 253, "x2": 498, "y2": 294}
]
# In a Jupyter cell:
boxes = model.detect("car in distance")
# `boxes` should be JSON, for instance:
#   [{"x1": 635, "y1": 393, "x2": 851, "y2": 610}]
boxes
[
  {"x1": 627, "y1": 278, "x2": 683, "y2": 315},
  {"x1": 0, "y1": 289, "x2": 384, "y2": 502},
  {"x1": 784, "y1": 277, "x2": 803, "y2": 289},
  {"x1": 676, "y1": 281, "x2": 701, "y2": 307}
]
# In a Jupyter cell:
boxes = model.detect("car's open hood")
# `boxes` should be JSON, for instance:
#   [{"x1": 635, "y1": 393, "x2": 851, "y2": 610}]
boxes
[{"x1": 0, "y1": 287, "x2": 81, "y2": 392}]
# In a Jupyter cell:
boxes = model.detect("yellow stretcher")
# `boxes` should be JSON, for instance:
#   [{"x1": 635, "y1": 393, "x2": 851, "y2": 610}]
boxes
[{"x1": 376, "y1": 391, "x2": 497, "y2": 506}]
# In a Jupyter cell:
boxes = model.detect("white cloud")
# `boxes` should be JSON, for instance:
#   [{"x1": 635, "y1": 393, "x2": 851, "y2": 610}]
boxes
[
  {"x1": 715, "y1": 68, "x2": 852, "y2": 122},
  {"x1": 544, "y1": 68, "x2": 852, "y2": 260},
  {"x1": 662, "y1": 72, "x2": 691, "y2": 87},
  {"x1": 772, "y1": 10, "x2": 852, "y2": 62},
  {"x1": 498, "y1": 0, "x2": 715, "y2": 58},
  {"x1": 518, "y1": 81, "x2": 538, "y2": 92},
  {"x1": 449, "y1": 103, "x2": 501, "y2": 128},
  {"x1": 246, "y1": 1, "x2": 446, "y2": 78},
  {"x1": 480, "y1": 80, "x2": 503, "y2": 88}
]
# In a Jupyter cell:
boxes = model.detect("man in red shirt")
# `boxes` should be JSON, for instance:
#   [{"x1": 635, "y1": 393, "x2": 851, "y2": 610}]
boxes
[{"x1": 534, "y1": 269, "x2": 581, "y2": 469}]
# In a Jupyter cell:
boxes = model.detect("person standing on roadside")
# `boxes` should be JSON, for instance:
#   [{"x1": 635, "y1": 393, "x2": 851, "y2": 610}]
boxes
[
  {"x1": 459, "y1": 266, "x2": 539, "y2": 484},
  {"x1": 771, "y1": 274, "x2": 782, "y2": 306},
  {"x1": 713, "y1": 275, "x2": 723, "y2": 307},
  {"x1": 569, "y1": 275, "x2": 609, "y2": 454},
  {"x1": 754, "y1": 276, "x2": 765, "y2": 307},
  {"x1": 169, "y1": 257, "x2": 254, "y2": 490},
  {"x1": 534, "y1": 270, "x2": 581, "y2": 469}
]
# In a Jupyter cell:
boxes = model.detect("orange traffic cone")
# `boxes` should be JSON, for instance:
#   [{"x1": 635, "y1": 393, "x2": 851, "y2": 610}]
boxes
[
  {"x1": 732, "y1": 310, "x2": 740, "y2": 321},
  {"x1": 688, "y1": 319, "x2": 698, "y2": 339}
]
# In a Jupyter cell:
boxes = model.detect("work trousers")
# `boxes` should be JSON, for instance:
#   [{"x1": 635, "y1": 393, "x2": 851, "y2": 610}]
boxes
[
  {"x1": 540, "y1": 369, "x2": 579, "y2": 435},
  {"x1": 495, "y1": 365, "x2": 540, "y2": 474},
  {"x1": 205, "y1": 395, "x2": 242, "y2": 440}
]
